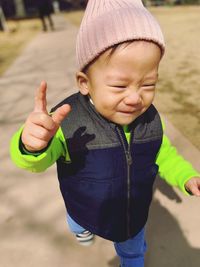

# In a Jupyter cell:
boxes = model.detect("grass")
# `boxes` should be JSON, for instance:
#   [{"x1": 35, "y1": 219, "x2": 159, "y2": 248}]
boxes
[{"x1": 0, "y1": 19, "x2": 40, "y2": 76}]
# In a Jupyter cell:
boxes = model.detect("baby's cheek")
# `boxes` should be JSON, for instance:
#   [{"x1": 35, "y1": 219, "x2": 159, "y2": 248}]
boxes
[
  {"x1": 103, "y1": 102, "x2": 118, "y2": 114},
  {"x1": 143, "y1": 93, "x2": 154, "y2": 106}
]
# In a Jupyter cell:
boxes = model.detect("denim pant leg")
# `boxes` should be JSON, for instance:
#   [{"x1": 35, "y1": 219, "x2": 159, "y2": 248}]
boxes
[
  {"x1": 66, "y1": 213, "x2": 86, "y2": 234},
  {"x1": 114, "y1": 228, "x2": 147, "y2": 267}
]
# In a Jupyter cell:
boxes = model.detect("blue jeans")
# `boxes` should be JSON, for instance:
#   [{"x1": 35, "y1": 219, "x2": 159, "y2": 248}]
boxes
[{"x1": 67, "y1": 214, "x2": 147, "y2": 267}]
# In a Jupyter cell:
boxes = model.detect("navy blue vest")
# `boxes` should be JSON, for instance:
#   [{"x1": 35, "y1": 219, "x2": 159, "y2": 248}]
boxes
[{"x1": 53, "y1": 93, "x2": 163, "y2": 242}]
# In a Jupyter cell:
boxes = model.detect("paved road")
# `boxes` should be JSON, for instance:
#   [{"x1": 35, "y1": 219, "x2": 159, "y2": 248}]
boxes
[{"x1": 0, "y1": 15, "x2": 200, "y2": 267}]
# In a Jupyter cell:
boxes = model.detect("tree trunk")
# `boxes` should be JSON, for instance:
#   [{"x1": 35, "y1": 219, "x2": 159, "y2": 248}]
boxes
[
  {"x1": 0, "y1": 6, "x2": 8, "y2": 31},
  {"x1": 14, "y1": 0, "x2": 26, "y2": 18}
]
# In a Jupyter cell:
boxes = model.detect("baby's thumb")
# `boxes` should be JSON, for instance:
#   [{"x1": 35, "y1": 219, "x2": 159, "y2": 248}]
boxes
[{"x1": 52, "y1": 104, "x2": 71, "y2": 127}]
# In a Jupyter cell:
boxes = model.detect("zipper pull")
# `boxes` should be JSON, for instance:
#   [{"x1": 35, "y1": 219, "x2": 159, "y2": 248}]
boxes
[{"x1": 126, "y1": 151, "x2": 132, "y2": 165}]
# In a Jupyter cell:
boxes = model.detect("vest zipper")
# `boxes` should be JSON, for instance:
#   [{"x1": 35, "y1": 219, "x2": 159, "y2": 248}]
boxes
[{"x1": 116, "y1": 126, "x2": 133, "y2": 238}]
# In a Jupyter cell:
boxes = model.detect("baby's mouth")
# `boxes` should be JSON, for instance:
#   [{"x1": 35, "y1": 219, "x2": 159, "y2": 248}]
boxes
[
  {"x1": 120, "y1": 111, "x2": 133, "y2": 114},
  {"x1": 119, "y1": 108, "x2": 141, "y2": 114}
]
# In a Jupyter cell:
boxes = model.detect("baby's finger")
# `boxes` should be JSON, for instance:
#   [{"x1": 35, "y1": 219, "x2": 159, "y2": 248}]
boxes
[
  {"x1": 28, "y1": 124, "x2": 53, "y2": 142},
  {"x1": 188, "y1": 184, "x2": 200, "y2": 197},
  {"x1": 191, "y1": 188, "x2": 200, "y2": 197},
  {"x1": 34, "y1": 81, "x2": 48, "y2": 113},
  {"x1": 22, "y1": 133, "x2": 49, "y2": 152},
  {"x1": 52, "y1": 104, "x2": 71, "y2": 126},
  {"x1": 29, "y1": 112, "x2": 56, "y2": 131}
]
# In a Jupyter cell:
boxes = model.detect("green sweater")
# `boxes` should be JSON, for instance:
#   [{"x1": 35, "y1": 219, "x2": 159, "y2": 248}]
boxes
[{"x1": 10, "y1": 123, "x2": 199, "y2": 195}]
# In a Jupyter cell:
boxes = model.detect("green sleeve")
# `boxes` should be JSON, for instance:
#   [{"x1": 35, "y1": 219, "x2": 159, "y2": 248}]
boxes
[
  {"x1": 10, "y1": 126, "x2": 70, "y2": 173},
  {"x1": 156, "y1": 134, "x2": 200, "y2": 195},
  {"x1": 123, "y1": 123, "x2": 199, "y2": 195}
]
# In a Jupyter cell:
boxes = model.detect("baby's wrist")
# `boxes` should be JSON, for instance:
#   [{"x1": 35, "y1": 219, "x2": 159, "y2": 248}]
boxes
[{"x1": 19, "y1": 138, "x2": 48, "y2": 156}]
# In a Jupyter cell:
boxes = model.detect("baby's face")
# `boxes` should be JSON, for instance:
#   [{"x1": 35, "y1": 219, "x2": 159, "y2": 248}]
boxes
[{"x1": 78, "y1": 41, "x2": 161, "y2": 125}]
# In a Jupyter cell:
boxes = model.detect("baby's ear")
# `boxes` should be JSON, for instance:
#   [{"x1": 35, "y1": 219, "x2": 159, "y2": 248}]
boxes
[{"x1": 76, "y1": 72, "x2": 89, "y2": 95}]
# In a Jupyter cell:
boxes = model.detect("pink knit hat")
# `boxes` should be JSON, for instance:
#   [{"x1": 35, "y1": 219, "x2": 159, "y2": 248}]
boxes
[{"x1": 76, "y1": 0, "x2": 165, "y2": 71}]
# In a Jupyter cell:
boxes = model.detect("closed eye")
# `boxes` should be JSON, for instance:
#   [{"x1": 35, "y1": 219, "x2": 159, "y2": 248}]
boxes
[
  {"x1": 109, "y1": 85, "x2": 126, "y2": 89},
  {"x1": 142, "y1": 84, "x2": 156, "y2": 89},
  {"x1": 143, "y1": 83, "x2": 156, "y2": 86}
]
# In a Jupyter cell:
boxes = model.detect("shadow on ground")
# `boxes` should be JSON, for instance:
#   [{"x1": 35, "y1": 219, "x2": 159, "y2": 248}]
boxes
[{"x1": 108, "y1": 178, "x2": 200, "y2": 267}]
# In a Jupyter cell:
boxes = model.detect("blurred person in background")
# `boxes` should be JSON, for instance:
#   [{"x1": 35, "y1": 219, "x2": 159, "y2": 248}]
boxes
[{"x1": 35, "y1": 0, "x2": 54, "y2": 31}]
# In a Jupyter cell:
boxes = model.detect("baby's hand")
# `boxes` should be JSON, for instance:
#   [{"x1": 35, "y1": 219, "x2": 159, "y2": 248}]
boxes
[
  {"x1": 185, "y1": 177, "x2": 200, "y2": 197},
  {"x1": 21, "y1": 81, "x2": 71, "y2": 152}
]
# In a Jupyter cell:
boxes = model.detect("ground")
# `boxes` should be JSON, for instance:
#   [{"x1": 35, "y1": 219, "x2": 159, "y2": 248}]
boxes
[
  {"x1": 151, "y1": 6, "x2": 200, "y2": 150},
  {"x1": 0, "y1": 19, "x2": 40, "y2": 75}
]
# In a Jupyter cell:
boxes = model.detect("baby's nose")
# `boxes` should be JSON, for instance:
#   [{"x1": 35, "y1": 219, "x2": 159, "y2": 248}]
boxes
[{"x1": 124, "y1": 91, "x2": 142, "y2": 106}]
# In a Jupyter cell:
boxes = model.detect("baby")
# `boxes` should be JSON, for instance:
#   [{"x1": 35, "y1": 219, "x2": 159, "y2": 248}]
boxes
[{"x1": 10, "y1": 1, "x2": 200, "y2": 266}]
